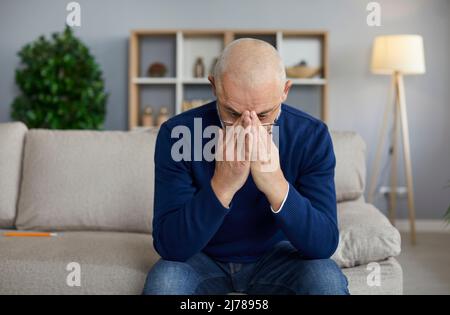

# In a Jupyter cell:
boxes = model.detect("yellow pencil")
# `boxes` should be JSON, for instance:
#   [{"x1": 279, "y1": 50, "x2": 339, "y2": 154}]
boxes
[{"x1": 3, "y1": 232, "x2": 58, "y2": 237}]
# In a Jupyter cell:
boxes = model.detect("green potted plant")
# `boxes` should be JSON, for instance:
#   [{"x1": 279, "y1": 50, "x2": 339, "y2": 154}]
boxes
[{"x1": 11, "y1": 26, "x2": 108, "y2": 129}]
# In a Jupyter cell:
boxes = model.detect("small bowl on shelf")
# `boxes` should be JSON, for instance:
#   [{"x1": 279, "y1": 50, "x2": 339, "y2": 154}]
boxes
[{"x1": 286, "y1": 66, "x2": 321, "y2": 78}]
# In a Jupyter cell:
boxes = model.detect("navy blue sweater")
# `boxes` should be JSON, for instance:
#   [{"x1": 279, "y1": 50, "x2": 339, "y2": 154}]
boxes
[{"x1": 152, "y1": 101, "x2": 338, "y2": 263}]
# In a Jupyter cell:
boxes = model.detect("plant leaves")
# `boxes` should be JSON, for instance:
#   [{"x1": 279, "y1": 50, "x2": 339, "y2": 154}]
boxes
[{"x1": 10, "y1": 26, "x2": 108, "y2": 130}]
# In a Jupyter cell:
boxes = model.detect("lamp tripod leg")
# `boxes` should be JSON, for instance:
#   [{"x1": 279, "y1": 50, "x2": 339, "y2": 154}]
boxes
[
  {"x1": 368, "y1": 75, "x2": 395, "y2": 204},
  {"x1": 390, "y1": 79, "x2": 399, "y2": 226},
  {"x1": 396, "y1": 73, "x2": 417, "y2": 245}
]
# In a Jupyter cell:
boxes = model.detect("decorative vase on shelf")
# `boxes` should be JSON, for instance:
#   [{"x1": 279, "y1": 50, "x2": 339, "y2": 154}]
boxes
[
  {"x1": 194, "y1": 57, "x2": 205, "y2": 78},
  {"x1": 156, "y1": 107, "x2": 169, "y2": 127},
  {"x1": 141, "y1": 106, "x2": 154, "y2": 127}
]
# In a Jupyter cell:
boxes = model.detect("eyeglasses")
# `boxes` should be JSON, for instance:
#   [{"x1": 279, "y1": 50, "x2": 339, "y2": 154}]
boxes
[{"x1": 217, "y1": 102, "x2": 281, "y2": 133}]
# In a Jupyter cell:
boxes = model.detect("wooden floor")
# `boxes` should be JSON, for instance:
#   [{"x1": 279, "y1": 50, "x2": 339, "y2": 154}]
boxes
[{"x1": 397, "y1": 232, "x2": 450, "y2": 295}]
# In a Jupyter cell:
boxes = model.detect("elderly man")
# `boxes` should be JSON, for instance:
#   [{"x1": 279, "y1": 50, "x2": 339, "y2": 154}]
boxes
[{"x1": 142, "y1": 38, "x2": 349, "y2": 295}]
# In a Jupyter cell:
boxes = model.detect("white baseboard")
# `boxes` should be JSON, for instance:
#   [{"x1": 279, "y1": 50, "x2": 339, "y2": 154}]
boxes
[{"x1": 394, "y1": 219, "x2": 450, "y2": 233}]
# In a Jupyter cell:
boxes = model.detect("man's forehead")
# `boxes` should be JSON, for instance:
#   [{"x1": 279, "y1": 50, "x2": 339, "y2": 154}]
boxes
[
  {"x1": 219, "y1": 75, "x2": 282, "y2": 109},
  {"x1": 219, "y1": 88, "x2": 281, "y2": 111},
  {"x1": 221, "y1": 98, "x2": 279, "y2": 113}
]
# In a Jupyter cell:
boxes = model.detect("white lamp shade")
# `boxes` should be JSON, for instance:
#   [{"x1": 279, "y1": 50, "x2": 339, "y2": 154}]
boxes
[{"x1": 371, "y1": 35, "x2": 426, "y2": 75}]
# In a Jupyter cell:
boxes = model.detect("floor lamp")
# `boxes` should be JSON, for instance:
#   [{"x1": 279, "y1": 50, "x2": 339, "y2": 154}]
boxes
[{"x1": 368, "y1": 35, "x2": 425, "y2": 245}]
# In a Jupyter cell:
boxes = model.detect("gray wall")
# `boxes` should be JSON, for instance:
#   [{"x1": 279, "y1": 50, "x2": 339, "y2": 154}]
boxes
[{"x1": 0, "y1": 0, "x2": 449, "y2": 220}]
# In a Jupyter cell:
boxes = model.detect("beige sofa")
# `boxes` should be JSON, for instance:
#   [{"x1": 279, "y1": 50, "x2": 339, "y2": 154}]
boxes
[{"x1": 0, "y1": 122, "x2": 402, "y2": 294}]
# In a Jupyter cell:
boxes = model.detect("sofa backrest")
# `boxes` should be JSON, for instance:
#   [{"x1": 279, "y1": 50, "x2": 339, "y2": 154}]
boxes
[
  {"x1": 0, "y1": 124, "x2": 367, "y2": 232},
  {"x1": 0, "y1": 122, "x2": 28, "y2": 228},
  {"x1": 15, "y1": 128, "x2": 158, "y2": 233},
  {"x1": 331, "y1": 131, "x2": 367, "y2": 202}
]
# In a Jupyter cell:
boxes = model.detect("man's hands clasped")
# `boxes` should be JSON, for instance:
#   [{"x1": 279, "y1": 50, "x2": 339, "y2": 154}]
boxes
[{"x1": 211, "y1": 110, "x2": 289, "y2": 210}]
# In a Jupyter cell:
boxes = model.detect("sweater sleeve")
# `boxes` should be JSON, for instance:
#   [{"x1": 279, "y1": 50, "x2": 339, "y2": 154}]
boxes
[
  {"x1": 152, "y1": 123, "x2": 231, "y2": 262},
  {"x1": 272, "y1": 123, "x2": 339, "y2": 259}
]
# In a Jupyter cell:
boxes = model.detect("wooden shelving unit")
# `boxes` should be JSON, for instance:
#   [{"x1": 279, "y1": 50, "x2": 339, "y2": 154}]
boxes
[{"x1": 128, "y1": 29, "x2": 329, "y2": 130}]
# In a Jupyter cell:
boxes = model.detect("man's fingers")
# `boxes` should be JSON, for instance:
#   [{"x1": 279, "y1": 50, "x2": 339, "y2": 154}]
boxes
[
  {"x1": 220, "y1": 110, "x2": 276, "y2": 164},
  {"x1": 241, "y1": 111, "x2": 252, "y2": 128},
  {"x1": 223, "y1": 110, "x2": 243, "y2": 161},
  {"x1": 245, "y1": 130, "x2": 253, "y2": 162},
  {"x1": 236, "y1": 114, "x2": 253, "y2": 161},
  {"x1": 229, "y1": 111, "x2": 250, "y2": 162},
  {"x1": 250, "y1": 111, "x2": 266, "y2": 162},
  {"x1": 232, "y1": 110, "x2": 249, "y2": 127},
  {"x1": 251, "y1": 111, "x2": 262, "y2": 126},
  {"x1": 259, "y1": 130, "x2": 270, "y2": 163},
  {"x1": 222, "y1": 127, "x2": 235, "y2": 162},
  {"x1": 216, "y1": 128, "x2": 225, "y2": 161},
  {"x1": 225, "y1": 127, "x2": 235, "y2": 161},
  {"x1": 248, "y1": 110, "x2": 273, "y2": 163}
]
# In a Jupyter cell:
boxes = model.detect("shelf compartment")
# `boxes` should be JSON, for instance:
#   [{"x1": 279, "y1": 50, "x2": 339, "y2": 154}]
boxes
[
  {"x1": 139, "y1": 85, "x2": 176, "y2": 125},
  {"x1": 285, "y1": 85, "x2": 322, "y2": 119},
  {"x1": 182, "y1": 33, "x2": 224, "y2": 80},
  {"x1": 182, "y1": 84, "x2": 215, "y2": 112},
  {"x1": 281, "y1": 34, "x2": 324, "y2": 79},
  {"x1": 139, "y1": 34, "x2": 177, "y2": 78}
]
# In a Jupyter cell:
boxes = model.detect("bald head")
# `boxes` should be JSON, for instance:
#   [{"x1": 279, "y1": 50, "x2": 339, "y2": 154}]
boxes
[
  {"x1": 210, "y1": 38, "x2": 291, "y2": 118},
  {"x1": 213, "y1": 38, "x2": 286, "y2": 93}
]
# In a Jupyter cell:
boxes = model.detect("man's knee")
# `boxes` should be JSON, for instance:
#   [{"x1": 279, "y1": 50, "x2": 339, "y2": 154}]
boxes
[
  {"x1": 142, "y1": 259, "x2": 200, "y2": 295},
  {"x1": 294, "y1": 259, "x2": 349, "y2": 295}
]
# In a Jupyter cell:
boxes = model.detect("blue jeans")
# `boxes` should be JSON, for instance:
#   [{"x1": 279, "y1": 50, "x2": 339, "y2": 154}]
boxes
[{"x1": 142, "y1": 240, "x2": 349, "y2": 295}]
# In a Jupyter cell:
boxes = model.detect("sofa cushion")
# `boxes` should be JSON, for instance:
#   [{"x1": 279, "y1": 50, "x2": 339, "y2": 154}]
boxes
[
  {"x1": 15, "y1": 128, "x2": 158, "y2": 233},
  {"x1": 0, "y1": 122, "x2": 28, "y2": 228},
  {"x1": 331, "y1": 200, "x2": 401, "y2": 268},
  {"x1": 342, "y1": 257, "x2": 403, "y2": 295},
  {"x1": 330, "y1": 131, "x2": 366, "y2": 202},
  {"x1": 0, "y1": 229, "x2": 402, "y2": 295},
  {"x1": 0, "y1": 229, "x2": 158, "y2": 294}
]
